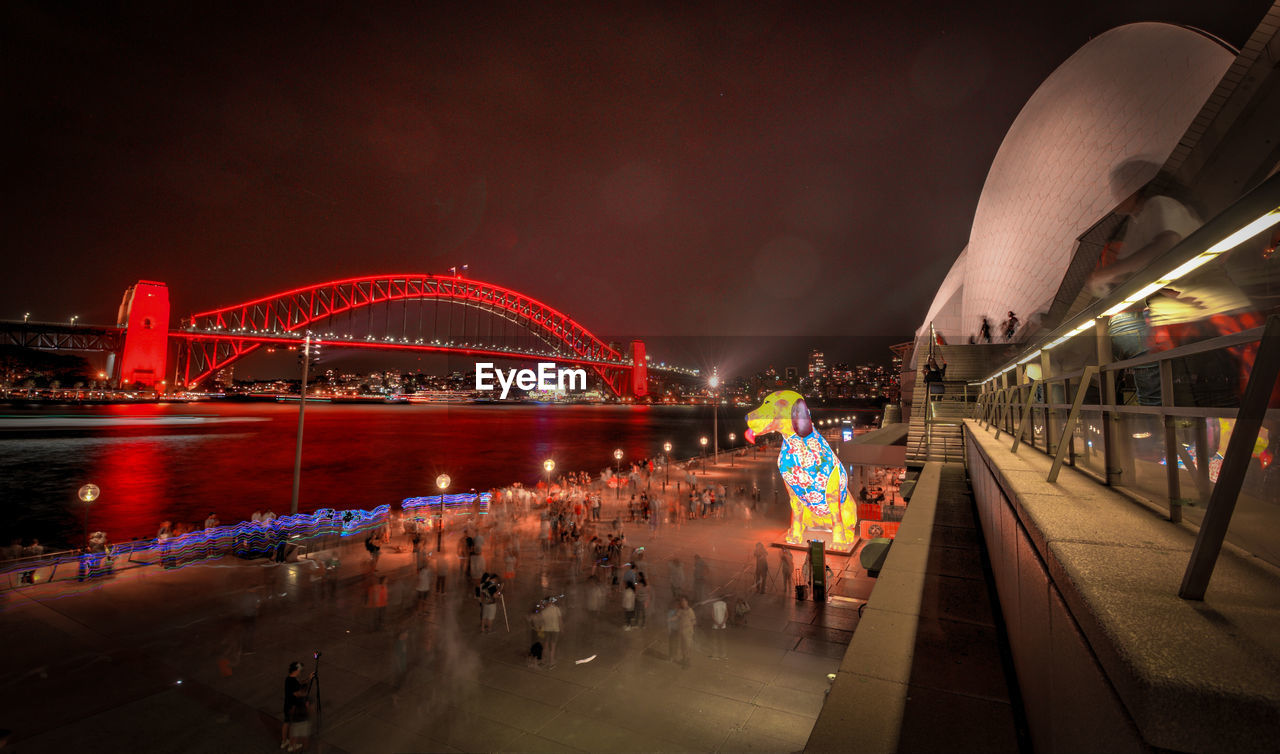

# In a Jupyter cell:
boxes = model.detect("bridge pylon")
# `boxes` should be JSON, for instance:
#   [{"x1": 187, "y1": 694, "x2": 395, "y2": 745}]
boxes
[
  {"x1": 630, "y1": 340, "x2": 649, "y2": 398},
  {"x1": 116, "y1": 280, "x2": 170, "y2": 391}
]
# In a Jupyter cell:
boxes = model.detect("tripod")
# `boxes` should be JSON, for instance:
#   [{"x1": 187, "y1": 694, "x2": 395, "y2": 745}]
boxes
[
  {"x1": 306, "y1": 653, "x2": 323, "y2": 736},
  {"x1": 766, "y1": 562, "x2": 782, "y2": 592}
]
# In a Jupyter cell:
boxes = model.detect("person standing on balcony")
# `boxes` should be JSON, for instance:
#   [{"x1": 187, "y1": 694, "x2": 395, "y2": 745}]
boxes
[
  {"x1": 923, "y1": 356, "x2": 947, "y2": 399},
  {"x1": 1002, "y1": 312, "x2": 1019, "y2": 341},
  {"x1": 1087, "y1": 160, "x2": 1203, "y2": 406},
  {"x1": 979, "y1": 317, "x2": 993, "y2": 343}
]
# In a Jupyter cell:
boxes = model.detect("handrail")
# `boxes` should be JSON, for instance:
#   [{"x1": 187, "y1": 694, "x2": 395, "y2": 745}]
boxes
[
  {"x1": 979, "y1": 170, "x2": 1280, "y2": 385},
  {"x1": 969, "y1": 315, "x2": 1280, "y2": 599}
]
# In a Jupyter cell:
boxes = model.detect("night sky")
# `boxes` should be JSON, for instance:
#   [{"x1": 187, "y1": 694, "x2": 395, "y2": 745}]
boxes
[{"x1": 3, "y1": 1, "x2": 1270, "y2": 374}]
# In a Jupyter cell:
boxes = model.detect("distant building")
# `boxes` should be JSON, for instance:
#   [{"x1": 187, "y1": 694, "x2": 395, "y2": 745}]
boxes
[{"x1": 808, "y1": 350, "x2": 825, "y2": 378}]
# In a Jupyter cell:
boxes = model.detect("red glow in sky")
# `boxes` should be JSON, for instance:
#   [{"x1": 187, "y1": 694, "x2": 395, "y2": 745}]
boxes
[{"x1": 2, "y1": 1, "x2": 1269, "y2": 349}]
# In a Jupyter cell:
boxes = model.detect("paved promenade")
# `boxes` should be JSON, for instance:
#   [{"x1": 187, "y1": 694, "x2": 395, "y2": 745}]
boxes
[{"x1": 1, "y1": 450, "x2": 875, "y2": 753}]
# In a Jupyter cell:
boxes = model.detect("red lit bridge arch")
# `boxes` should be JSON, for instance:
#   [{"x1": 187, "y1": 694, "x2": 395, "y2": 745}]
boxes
[{"x1": 174, "y1": 275, "x2": 649, "y2": 397}]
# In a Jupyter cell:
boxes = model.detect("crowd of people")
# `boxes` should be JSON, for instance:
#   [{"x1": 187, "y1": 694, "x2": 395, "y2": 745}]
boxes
[
  {"x1": 280, "y1": 458, "x2": 808, "y2": 681},
  {"x1": 16, "y1": 448, "x2": 823, "y2": 751}
]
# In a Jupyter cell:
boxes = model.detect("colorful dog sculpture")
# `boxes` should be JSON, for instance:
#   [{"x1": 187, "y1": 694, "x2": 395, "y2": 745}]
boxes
[{"x1": 745, "y1": 390, "x2": 855, "y2": 545}]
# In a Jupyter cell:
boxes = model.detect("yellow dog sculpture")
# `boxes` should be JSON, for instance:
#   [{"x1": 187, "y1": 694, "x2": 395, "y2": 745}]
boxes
[{"x1": 745, "y1": 390, "x2": 855, "y2": 545}]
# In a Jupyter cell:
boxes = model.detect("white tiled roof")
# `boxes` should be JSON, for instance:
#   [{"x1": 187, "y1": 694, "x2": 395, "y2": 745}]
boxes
[{"x1": 920, "y1": 23, "x2": 1233, "y2": 342}]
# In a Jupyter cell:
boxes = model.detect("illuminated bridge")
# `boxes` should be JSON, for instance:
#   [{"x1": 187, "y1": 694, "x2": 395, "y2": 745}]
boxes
[{"x1": 3, "y1": 275, "x2": 698, "y2": 398}]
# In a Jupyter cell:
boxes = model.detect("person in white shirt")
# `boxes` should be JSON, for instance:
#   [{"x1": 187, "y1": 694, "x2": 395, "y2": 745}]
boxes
[
  {"x1": 622, "y1": 583, "x2": 637, "y2": 629},
  {"x1": 416, "y1": 560, "x2": 433, "y2": 610},
  {"x1": 540, "y1": 599, "x2": 562, "y2": 668},
  {"x1": 710, "y1": 597, "x2": 728, "y2": 659}
]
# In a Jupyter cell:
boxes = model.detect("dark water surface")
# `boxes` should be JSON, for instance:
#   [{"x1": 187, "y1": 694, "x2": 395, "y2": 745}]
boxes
[{"x1": 0, "y1": 402, "x2": 869, "y2": 548}]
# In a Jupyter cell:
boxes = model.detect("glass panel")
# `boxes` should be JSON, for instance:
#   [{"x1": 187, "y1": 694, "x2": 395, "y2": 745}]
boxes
[
  {"x1": 1175, "y1": 413, "x2": 1280, "y2": 570},
  {"x1": 1031, "y1": 406, "x2": 1048, "y2": 452},
  {"x1": 1227, "y1": 411, "x2": 1280, "y2": 569},
  {"x1": 1170, "y1": 417, "x2": 1213, "y2": 511},
  {"x1": 1170, "y1": 346, "x2": 1247, "y2": 409},
  {"x1": 1049, "y1": 406, "x2": 1069, "y2": 456},
  {"x1": 1117, "y1": 411, "x2": 1169, "y2": 503},
  {"x1": 1075, "y1": 410, "x2": 1106, "y2": 478}
]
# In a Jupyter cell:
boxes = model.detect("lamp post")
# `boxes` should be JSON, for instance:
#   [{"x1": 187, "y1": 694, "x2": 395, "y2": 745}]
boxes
[
  {"x1": 709, "y1": 373, "x2": 720, "y2": 465},
  {"x1": 613, "y1": 448, "x2": 623, "y2": 500},
  {"x1": 543, "y1": 459, "x2": 555, "y2": 490},
  {"x1": 69, "y1": 315, "x2": 79, "y2": 326},
  {"x1": 435, "y1": 474, "x2": 450, "y2": 552},
  {"x1": 728, "y1": 433, "x2": 736, "y2": 467},
  {"x1": 23, "y1": 312, "x2": 30, "y2": 323},
  {"x1": 78, "y1": 483, "x2": 100, "y2": 549},
  {"x1": 290, "y1": 333, "x2": 312, "y2": 515},
  {"x1": 700, "y1": 436, "x2": 708, "y2": 471},
  {"x1": 663, "y1": 441, "x2": 672, "y2": 491}
]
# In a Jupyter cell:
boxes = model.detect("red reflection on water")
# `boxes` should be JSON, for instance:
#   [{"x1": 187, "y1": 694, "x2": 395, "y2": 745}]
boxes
[
  {"x1": 6, "y1": 402, "x2": 770, "y2": 545},
  {"x1": 90, "y1": 433, "x2": 164, "y2": 541}
]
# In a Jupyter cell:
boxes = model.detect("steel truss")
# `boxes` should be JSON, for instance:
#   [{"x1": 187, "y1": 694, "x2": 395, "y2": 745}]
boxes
[
  {"x1": 0, "y1": 322, "x2": 122, "y2": 352},
  {"x1": 175, "y1": 275, "x2": 635, "y2": 395}
]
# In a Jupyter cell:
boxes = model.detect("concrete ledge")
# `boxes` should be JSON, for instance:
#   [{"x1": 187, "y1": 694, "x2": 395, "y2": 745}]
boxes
[
  {"x1": 965, "y1": 420, "x2": 1280, "y2": 752},
  {"x1": 807, "y1": 463, "x2": 943, "y2": 752}
]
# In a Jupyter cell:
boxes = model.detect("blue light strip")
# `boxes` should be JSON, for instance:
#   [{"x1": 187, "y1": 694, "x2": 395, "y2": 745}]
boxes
[
  {"x1": 2, "y1": 503, "x2": 395, "y2": 579},
  {"x1": 401, "y1": 492, "x2": 492, "y2": 515}
]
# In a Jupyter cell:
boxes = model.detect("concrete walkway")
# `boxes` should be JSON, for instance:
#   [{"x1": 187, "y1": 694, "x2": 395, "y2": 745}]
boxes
[
  {"x1": 1, "y1": 451, "x2": 876, "y2": 753},
  {"x1": 808, "y1": 462, "x2": 1025, "y2": 753}
]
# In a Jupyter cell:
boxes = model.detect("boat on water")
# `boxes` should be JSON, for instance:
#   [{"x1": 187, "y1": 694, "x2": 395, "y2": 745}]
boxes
[
  {"x1": 329, "y1": 394, "x2": 406, "y2": 405},
  {"x1": 406, "y1": 390, "x2": 480, "y2": 404}
]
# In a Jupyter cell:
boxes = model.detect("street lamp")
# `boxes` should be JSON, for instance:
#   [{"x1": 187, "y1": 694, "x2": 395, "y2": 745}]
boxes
[
  {"x1": 69, "y1": 315, "x2": 79, "y2": 326},
  {"x1": 290, "y1": 333, "x2": 313, "y2": 515},
  {"x1": 613, "y1": 448, "x2": 623, "y2": 500},
  {"x1": 435, "y1": 473, "x2": 450, "y2": 552},
  {"x1": 78, "y1": 483, "x2": 100, "y2": 549},
  {"x1": 728, "y1": 433, "x2": 736, "y2": 467},
  {"x1": 663, "y1": 441, "x2": 672, "y2": 491},
  {"x1": 700, "y1": 436, "x2": 708, "y2": 471},
  {"x1": 543, "y1": 459, "x2": 555, "y2": 489},
  {"x1": 709, "y1": 373, "x2": 720, "y2": 465},
  {"x1": 23, "y1": 312, "x2": 30, "y2": 323}
]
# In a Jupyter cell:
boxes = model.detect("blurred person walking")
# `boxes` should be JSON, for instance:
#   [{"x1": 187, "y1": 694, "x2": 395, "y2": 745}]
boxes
[
  {"x1": 585, "y1": 575, "x2": 604, "y2": 643},
  {"x1": 622, "y1": 582, "x2": 637, "y2": 629},
  {"x1": 780, "y1": 548, "x2": 795, "y2": 597},
  {"x1": 415, "y1": 559, "x2": 433, "y2": 611},
  {"x1": 666, "y1": 599, "x2": 681, "y2": 662},
  {"x1": 693, "y1": 555, "x2": 710, "y2": 602},
  {"x1": 540, "y1": 598, "x2": 562, "y2": 669},
  {"x1": 635, "y1": 574, "x2": 650, "y2": 628},
  {"x1": 669, "y1": 558, "x2": 686, "y2": 600},
  {"x1": 366, "y1": 575, "x2": 389, "y2": 631},
  {"x1": 709, "y1": 595, "x2": 728, "y2": 659},
  {"x1": 753, "y1": 543, "x2": 769, "y2": 594},
  {"x1": 674, "y1": 597, "x2": 696, "y2": 669}
]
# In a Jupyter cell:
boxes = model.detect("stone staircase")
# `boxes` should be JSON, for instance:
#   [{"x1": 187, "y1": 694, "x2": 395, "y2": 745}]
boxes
[{"x1": 906, "y1": 344, "x2": 1011, "y2": 463}]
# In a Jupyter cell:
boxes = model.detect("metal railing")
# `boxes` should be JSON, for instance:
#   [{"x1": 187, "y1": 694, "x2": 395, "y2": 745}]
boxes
[
  {"x1": 911, "y1": 376, "x2": 972, "y2": 462},
  {"x1": 971, "y1": 316, "x2": 1279, "y2": 600},
  {"x1": 967, "y1": 171, "x2": 1280, "y2": 599},
  {"x1": 0, "y1": 503, "x2": 398, "y2": 591}
]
